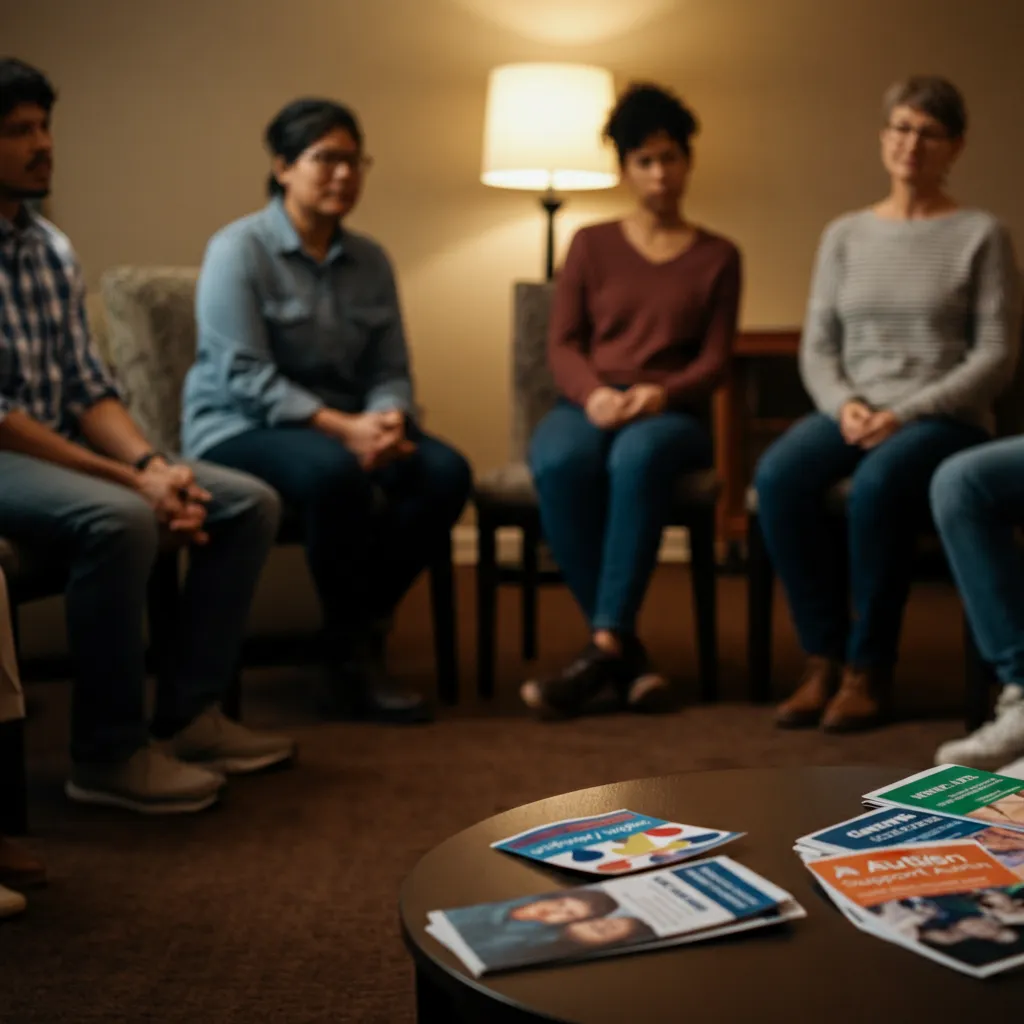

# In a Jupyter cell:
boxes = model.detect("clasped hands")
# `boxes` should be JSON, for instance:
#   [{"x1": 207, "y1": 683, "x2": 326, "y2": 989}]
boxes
[
  {"x1": 839, "y1": 400, "x2": 901, "y2": 449},
  {"x1": 135, "y1": 458, "x2": 212, "y2": 546},
  {"x1": 339, "y1": 409, "x2": 416, "y2": 470},
  {"x1": 584, "y1": 384, "x2": 668, "y2": 430}
]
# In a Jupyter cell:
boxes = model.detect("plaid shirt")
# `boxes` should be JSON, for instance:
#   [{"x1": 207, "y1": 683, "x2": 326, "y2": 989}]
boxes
[{"x1": 0, "y1": 209, "x2": 121, "y2": 437}]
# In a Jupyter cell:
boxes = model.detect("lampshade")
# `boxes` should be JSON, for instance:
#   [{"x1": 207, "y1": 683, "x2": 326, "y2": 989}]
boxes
[{"x1": 481, "y1": 63, "x2": 619, "y2": 192}]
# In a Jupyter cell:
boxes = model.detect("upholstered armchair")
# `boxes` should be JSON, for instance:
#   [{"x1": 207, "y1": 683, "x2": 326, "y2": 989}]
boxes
[
  {"x1": 471, "y1": 282, "x2": 722, "y2": 701},
  {"x1": 99, "y1": 267, "x2": 460, "y2": 706}
]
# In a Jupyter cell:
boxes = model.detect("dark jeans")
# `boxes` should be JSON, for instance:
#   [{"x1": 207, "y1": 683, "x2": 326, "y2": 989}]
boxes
[
  {"x1": 931, "y1": 437, "x2": 1024, "y2": 687},
  {"x1": 205, "y1": 423, "x2": 471, "y2": 634},
  {"x1": 754, "y1": 412, "x2": 988, "y2": 669},
  {"x1": 0, "y1": 452, "x2": 280, "y2": 762},
  {"x1": 527, "y1": 401, "x2": 712, "y2": 634}
]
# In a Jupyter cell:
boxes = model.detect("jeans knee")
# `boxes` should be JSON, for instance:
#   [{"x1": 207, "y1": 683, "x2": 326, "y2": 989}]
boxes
[
  {"x1": 929, "y1": 452, "x2": 981, "y2": 525},
  {"x1": 243, "y1": 478, "x2": 282, "y2": 541},
  {"x1": 84, "y1": 494, "x2": 160, "y2": 562},
  {"x1": 529, "y1": 441, "x2": 602, "y2": 489}
]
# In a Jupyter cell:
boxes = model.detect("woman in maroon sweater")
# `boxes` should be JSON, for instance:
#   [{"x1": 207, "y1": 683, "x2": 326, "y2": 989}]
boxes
[{"x1": 521, "y1": 84, "x2": 742, "y2": 719}]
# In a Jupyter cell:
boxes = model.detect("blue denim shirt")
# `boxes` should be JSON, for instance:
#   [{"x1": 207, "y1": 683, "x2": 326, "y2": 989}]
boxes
[{"x1": 181, "y1": 197, "x2": 414, "y2": 458}]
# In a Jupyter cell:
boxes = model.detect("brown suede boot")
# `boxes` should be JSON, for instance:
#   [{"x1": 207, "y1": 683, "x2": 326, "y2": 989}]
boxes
[
  {"x1": 774, "y1": 656, "x2": 841, "y2": 728},
  {"x1": 821, "y1": 666, "x2": 891, "y2": 733},
  {"x1": 0, "y1": 837, "x2": 47, "y2": 889}
]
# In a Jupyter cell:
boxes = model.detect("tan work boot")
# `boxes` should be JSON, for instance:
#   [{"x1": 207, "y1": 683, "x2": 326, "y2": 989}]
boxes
[
  {"x1": 775, "y1": 656, "x2": 840, "y2": 728},
  {"x1": 822, "y1": 666, "x2": 890, "y2": 733},
  {"x1": 0, "y1": 837, "x2": 46, "y2": 889}
]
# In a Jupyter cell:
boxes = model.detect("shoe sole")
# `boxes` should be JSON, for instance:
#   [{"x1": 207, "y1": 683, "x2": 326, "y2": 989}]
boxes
[
  {"x1": 520, "y1": 682, "x2": 575, "y2": 721},
  {"x1": 626, "y1": 675, "x2": 674, "y2": 714},
  {"x1": 189, "y1": 748, "x2": 296, "y2": 775},
  {"x1": 64, "y1": 781, "x2": 220, "y2": 815}
]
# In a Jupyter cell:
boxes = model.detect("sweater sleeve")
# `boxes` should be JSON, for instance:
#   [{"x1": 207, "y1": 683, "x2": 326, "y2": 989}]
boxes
[
  {"x1": 547, "y1": 229, "x2": 605, "y2": 406},
  {"x1": 798, "y1": 221, "x2": 858, "y2": 419},
  {"x1": 890, "y1": 224, "x2": 1022, "y2": 424},
  {"x1": 660, "y1": 245, "x2": 742, "y2": 403}
]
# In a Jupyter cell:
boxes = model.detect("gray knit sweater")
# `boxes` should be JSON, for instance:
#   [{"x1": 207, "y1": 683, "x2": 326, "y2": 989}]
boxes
[{"x1": 798, "y1": 208, "x2": 1021, "y2": 430}]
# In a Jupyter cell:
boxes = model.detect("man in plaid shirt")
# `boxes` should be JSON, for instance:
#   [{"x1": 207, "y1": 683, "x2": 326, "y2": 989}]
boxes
[{"x1": 0, "y1": 59, "x2": 296, "y2": 814}]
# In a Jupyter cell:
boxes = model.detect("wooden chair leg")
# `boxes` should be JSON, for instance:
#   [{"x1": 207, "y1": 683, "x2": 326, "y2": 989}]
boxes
[
  {"x1": 521, "y1": 519, "x2": 540, "y2": 662},
  {"x1": 429, "y1": 530, "x2": 459, "y2": 706},
  {"x1": 0, "y1": 717, "x2": 28, "y2": 836},
  {"x1": 963, "y1": 613, "x2": 993, "y2": 732},
  {"x1": 476, "y1": 509, "x2": 498, "y2": 700},
  {"x1": 747, "y1": 512, "x2": 775, "y2": 703},
  {"x1": 688, "y1": 510, "x2": 719, "y2": 702}
]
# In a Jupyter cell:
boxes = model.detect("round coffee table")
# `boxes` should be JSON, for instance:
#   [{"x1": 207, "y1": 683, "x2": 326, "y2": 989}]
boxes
[{"x1": 400, "y1": 765, "x2": 1024, "y2": 1022}]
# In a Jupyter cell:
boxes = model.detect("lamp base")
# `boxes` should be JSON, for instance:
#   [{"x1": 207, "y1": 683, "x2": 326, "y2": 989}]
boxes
[{"x1": 540, "y1": 188, "x2": 564, "y2": 281}]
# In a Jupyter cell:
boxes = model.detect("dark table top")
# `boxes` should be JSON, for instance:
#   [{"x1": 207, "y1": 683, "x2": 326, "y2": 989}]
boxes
[{"x1": 399, "y1": 765, "x2": 1024, "y2": 1023}]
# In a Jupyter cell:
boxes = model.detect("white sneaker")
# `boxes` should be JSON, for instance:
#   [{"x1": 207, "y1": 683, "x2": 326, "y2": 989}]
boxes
[
  {"x1": 171, "y1": 706, "x2": 296, "y2": 775},
  {"x1": 935, "y1": 684, "x2": 1024, "y2": 770},
  {"x1": 0, "y1": 882, "x2": 26, "y2": 919},
  {"x1": 66, "y1": 742, "x2": 224, "y2": 815}
]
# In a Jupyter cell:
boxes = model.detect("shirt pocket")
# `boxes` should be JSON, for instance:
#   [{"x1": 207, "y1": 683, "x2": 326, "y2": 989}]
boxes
[
  {"x1": 342, "y1": 304, "x2": 396, "y2": 365},
  {"x1": 261, "y1": 297, "x2": 319, "y2": 377}
]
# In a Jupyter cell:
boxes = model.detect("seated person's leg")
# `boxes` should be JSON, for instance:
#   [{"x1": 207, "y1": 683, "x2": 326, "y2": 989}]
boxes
[
  {"x1": 0, "y1": 564, "x2": 45, "y2": 895},
  {"x1": 0, "y1": 452, "x2": 224, "y2": 815},
  {"x1": 753, "y1": 414, "x2": 862, "y2": 727},
  {"x1": 202, "y1": 427, "x2": 418, "y2": 721},
  {"x1": 593, "y1": 410, "x2": 712, "y2": 710},
  {"x1": 366, "y1": 424, "x2": 471, "y2": 620},
  {"x1": 521, "y1": 404, "x2": 614, "y2": 717},
  {"x1": 157, "y1": 461, "x2": 296, "y2": 774},
  {"x1": 932, "y1": 437, "x2": 1024, "y2": 773},
  {"x1": 833, "y1": 417, "x2": 989, "y2": 732}
]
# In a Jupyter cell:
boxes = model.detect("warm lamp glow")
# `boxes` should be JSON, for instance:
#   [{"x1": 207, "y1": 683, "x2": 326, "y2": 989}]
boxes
[{"x1": 481, "y1": 63, "x2": 619, "y2": 192}]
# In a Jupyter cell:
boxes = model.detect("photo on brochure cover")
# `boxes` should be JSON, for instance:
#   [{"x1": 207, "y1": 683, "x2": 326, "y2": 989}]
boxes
[{"x1": 867, "y1": 885, "x2": 1024, "y2": 970}]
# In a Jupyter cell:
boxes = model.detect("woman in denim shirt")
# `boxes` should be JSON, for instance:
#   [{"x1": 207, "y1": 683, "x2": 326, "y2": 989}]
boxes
[{"x1": 182, "y1": 99, "x2": 471, "y2": 724}]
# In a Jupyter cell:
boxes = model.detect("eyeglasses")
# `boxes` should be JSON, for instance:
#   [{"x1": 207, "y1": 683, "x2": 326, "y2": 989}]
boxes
[
  {"x1": 885, "y1": 123, "x2": 950, "y2": 144},
  {"x1": 306, "y1": 148, "x2": 374, "y2": 174}
]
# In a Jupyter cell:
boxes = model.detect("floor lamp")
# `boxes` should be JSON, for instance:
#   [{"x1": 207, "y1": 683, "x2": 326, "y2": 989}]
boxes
[{"x1": 481, "y1": 63, "x2": 619, "y2": 280}]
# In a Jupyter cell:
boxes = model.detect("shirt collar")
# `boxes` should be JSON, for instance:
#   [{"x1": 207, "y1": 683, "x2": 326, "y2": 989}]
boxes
[
  {"x1": 265, "y1": 196, "x2": 346, "y2": 264},
  {"x1": 0, "y1": 203, "x2": 47, "y2": 246}
]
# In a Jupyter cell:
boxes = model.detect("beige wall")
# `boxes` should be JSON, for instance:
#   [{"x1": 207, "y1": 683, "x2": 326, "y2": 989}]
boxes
[
  {"x1": 9, "y1": 0, "x2": 1024, "y2": 475},
  {"x1": 7, "y1": 0, "x2": 1024, "y2": 650}
]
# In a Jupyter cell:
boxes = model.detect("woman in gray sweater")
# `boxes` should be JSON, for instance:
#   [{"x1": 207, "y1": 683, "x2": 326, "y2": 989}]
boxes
[{"x1": 754, "y1": 76, "x2": 1020, "y2": 733}]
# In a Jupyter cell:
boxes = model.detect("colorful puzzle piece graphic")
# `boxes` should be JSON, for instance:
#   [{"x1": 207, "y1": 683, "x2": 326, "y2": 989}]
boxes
[{"x1": 570, "y1": 848, "x2": 604, "y2": 863}]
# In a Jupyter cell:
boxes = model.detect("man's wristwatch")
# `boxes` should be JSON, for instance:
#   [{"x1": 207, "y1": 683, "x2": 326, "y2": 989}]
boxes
[{"x1": 133, "y1": 450, "x2": 167, "y2": 472}]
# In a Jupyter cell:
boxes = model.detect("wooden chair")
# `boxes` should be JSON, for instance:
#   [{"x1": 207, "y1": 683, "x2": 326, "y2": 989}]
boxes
[{"x1": 472, "y1": 282, "x2": 721, "y2": 701}]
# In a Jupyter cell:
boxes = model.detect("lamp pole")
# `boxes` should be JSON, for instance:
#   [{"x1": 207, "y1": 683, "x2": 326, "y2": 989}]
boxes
[{"x1": 540, "y1": 187, "x2": 563, "y2": 281}]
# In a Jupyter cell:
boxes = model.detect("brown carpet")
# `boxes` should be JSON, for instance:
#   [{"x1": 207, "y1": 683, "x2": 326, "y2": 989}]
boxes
[{"x1": 0, "y1": 567, "x2": 978, "y2": 1022}]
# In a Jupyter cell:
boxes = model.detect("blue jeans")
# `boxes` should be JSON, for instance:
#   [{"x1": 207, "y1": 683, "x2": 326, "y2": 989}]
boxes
[
  {"x1": 754, "y1": 413, "x2": 987, "y2": 668},
  {"x1": 0, "y1": 452, "x2": 280, "y2": 762},
  {"x1": 528, "y1": 401, "x2": 712, "y2": 634},
  {"x1": 205, "y1": 424, "x2": 471, "y2": 631},
  {"x1": 931, "y1": 437, "x2": 1024, "y2": 686}
]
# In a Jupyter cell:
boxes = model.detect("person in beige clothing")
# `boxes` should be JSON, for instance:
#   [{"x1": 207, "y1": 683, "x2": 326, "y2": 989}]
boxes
[{"x1": 0, "y1": 565, "x2": 43, "y2": 919}]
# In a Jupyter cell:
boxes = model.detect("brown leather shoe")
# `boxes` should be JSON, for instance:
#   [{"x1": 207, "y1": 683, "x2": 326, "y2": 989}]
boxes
[
  {"x1": 775, "y1": 656, "x2": 841, "y2": 728},
  {"x1": 821, "y1": 666, "x2": 891, "y2": 733},
  {"x1": 0, "y1": 836, "x2": 47, "y2": 889}
]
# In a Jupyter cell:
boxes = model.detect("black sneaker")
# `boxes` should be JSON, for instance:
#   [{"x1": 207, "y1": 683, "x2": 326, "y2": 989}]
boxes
[
  {"x1": 520, "y1": 643, "x2": 622, "y2": 719},
  {"x1": 322, "y1": 623, "x2": 433, "y2": 725},
  {"x1": 617, "y1": 636, "x2": 673, "y2": 714}
]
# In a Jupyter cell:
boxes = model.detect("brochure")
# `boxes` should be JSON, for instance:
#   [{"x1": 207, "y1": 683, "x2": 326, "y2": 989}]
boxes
[
  {"x1": 491, "y1": 809, "x2": 742, "y2": 875},
  {"x1": 795, "y1": 806, "x2": 1024, "y2": 878},
  {"x1": 427, "y1": 855, "x2": 804, "y2": 977},
  {"x1": 806, "y1": 840, "x2": 1024, "y2": 978},
  {"x1": 862, "y1": 765, "x2": 1024, "y2": 833}
]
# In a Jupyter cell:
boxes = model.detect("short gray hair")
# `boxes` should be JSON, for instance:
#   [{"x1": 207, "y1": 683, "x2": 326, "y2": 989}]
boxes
[{"x1": 883, "y1": 76, "x2": 967, "y2": 139}]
